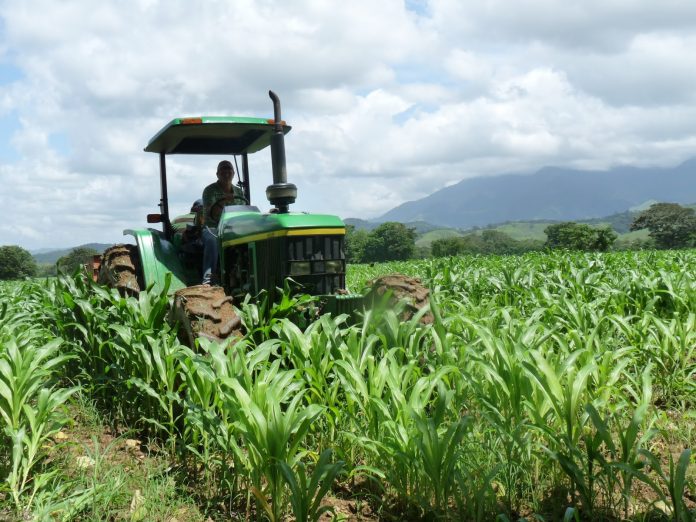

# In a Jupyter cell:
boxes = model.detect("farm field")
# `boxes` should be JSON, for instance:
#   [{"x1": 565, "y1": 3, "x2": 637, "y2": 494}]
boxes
[{"x1": 1, "y1": 250, "x2": 695, "y2": 520}]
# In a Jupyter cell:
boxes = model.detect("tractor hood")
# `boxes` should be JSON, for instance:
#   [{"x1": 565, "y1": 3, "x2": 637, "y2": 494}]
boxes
[
  {"x1": 144, "y1": 116, "x2": 291, "y2": 155},
  {"x1": 218, "y1": 208, "x2": 345, "y2": 248}
]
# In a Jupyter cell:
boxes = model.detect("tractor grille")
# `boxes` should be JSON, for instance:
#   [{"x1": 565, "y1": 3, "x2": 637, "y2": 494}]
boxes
[{"x1": 286, "y1": 235, "x2": 345, "y2": 294}]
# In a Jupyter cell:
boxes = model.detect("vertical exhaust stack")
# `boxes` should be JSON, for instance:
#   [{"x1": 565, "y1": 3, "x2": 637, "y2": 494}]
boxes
[{"x1": 266, "y1": 90, "x2": 297, "y2": 213}]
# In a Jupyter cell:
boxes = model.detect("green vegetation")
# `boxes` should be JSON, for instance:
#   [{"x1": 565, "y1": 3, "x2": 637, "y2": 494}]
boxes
[
  {"x1": 345, "y1": 226, "x2": 370, "y2": 263},
  {"x1": 491, "y1": 221, "x2": 551, "y2": 241},
  {"x1": 2, "y1": 250, "x2": 695, "y2": 520},
  {"x1": 431, "y1": 229, "x2": 544, "y2": 257},
  {"x1": 0, "y1": 245, "x2": 37, "y2": 280},
  {"x1": 631, "y1": 202, "x2": 696, "y2": 249},
  {"x1": 415, "y1": 228, "x2": 463, "y2": 247},
  {"x1": 56, "y1": 246, "x2": 99, "y2": 274},
  {"x1": 346, "y1": 221, "x2": 416, "y2": 263},
  {"x1": 544, "y1": 222, "x2": 617, "y2": 251},
  {"x1": 349, "y1": 202, "x2": 695, "y2": 261},
  {"x1": 614, "y1": 228, "x2": 653, "y2": 250}
]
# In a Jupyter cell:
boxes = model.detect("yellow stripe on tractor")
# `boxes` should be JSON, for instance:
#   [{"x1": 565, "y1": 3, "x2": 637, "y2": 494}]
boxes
[{"x1": 222, "y1": 227, "x2": 345, "y2": 248}]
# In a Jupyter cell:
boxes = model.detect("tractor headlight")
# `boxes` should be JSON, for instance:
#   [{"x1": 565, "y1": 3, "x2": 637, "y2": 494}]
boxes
[
  {"x1": 289, "y1": 261, "x2": 311, "y2": 276},
  {"x1": 324, "y1": 260, "x2": 343, "y2": 273}
]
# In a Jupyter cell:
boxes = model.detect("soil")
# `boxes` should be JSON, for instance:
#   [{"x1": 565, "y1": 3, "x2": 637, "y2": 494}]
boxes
[{"x1": 319, "y1": 495, "x2": 378, "y2": 520}]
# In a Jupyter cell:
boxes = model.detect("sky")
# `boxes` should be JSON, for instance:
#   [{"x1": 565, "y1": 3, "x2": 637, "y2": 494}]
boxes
[{"x1": 1, "y1": 0, "x2": 695, "y2": 250}]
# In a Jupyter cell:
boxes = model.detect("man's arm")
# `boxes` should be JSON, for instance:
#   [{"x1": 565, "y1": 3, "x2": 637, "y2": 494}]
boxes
[{"x1": 202, "y1": 184, "x2": 220, "y2": 226}]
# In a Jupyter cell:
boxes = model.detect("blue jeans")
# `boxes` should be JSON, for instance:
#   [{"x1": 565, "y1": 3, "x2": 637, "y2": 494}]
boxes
[{"x1": 202, "y1": 226, "x2": 219, "y2": 285}]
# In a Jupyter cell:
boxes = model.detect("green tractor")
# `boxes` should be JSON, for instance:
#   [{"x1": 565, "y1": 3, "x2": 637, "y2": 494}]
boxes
[{"x1": 98, "y1": 91, "x2": 429, "y2": 346}]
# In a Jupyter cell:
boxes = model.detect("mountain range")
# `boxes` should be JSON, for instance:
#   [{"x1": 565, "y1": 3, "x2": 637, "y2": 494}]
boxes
[
  {"x1": 32, "y1": 243, "x2": 112, "y2": 264},
  {"x1": 376, "y1": 159, "x2": 696, "y2": 229}
]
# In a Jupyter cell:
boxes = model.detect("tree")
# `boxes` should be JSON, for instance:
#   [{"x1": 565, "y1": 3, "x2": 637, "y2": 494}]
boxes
[
  {"x1": 363, "y1": 222, "x2": 416, "y2": 262},
  {"x1": 630, "y1": 202, "x2": 696, "y2": 249},
  {"x1": 431, "y1": 231, "x2": 544, "y2": 257},
  {"x1": 0, "y1": 245, "x2": 38, "y2": 280},
  {"x1": 480, "y1": 229, "x2": 518, "y2": 254},
  {"x1": 431, "y1": 237, "x2": 464, "y2": 257},
  {"x1": 36, "y1": 263, "x2": 57, "y2": 277},
  {"x1": 56, "y1": 247, "x2": 99, "y2": 273},
  {"x1": 544, "y1": 222, "x2": 616, "y2": 251},
  {"x1": 345, "y1": 226, "x2": 370, "y2": 263},
  {"x1": 592, "y1": 227, "x2": 618, "y2": 251}
]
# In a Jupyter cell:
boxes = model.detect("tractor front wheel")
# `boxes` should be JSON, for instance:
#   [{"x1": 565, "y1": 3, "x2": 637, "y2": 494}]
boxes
[
  {"x1": 98, "y1": 244, "x2": 142, "y2": 296},
  {"x1": 171, "y1": 285, "x2": 243, "y2": 348},
  {"x1": 366, "y1": 273, "x2": 433, "y2": 324}
]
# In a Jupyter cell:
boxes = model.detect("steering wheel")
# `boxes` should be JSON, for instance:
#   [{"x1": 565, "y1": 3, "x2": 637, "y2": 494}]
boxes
[{"x1": 209, "y1": 194, "x2": 249, "y2": 222}]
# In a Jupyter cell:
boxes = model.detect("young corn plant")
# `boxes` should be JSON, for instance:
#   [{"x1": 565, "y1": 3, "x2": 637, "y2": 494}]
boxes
[
  {"x1": 0, "y1": 333, "x2": 77, "y2": 513},
  {"x1": 280, "y1": 449, "x2": 345, "y2": 522},
  {"x1": 523, "y1": 347, "x2": 599, "y2": 514},
  {"x1": 411, "y1": 382, "x2": 471, "y2": 514},
  {"x1": 222, "y1": 369, "x2": 323, "y2": 522}
]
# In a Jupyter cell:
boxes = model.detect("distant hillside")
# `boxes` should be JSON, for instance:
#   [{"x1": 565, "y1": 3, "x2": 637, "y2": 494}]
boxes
[
  {"x1": 379, "y1": 159, "x2": 696, "y2": 228},
  {"x1": 415, "y1": 229, "x2": 464, "y2": 247},
  {"x1": 344, "y1": 218, "x2": 443, "y2": 234},
  {"x1": 420, "y1": 201, "x2": 686, "y2": 245},
  {"x1": 33, "y1": 243, "x2": 112, "y2": 264},
  {"x1": 491, "y1": 222, "x2": 551, "y2": 241}
]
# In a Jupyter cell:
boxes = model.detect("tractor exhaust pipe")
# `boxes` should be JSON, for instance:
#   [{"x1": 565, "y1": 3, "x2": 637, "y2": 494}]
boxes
[{"x1": 266, "y1": 90, "x2": 297, "y2": 213}]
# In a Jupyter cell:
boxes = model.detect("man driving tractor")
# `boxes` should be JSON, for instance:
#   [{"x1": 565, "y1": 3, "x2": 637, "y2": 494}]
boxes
[{"x1": 201, "y1": 160, "x2": 246, "y2": 285}]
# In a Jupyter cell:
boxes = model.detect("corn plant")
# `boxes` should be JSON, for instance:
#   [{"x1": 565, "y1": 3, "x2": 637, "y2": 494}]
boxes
[
  {"x1": 280, "y1": 449, "x2": 345, "y2": 522},
  {"x1": 3, "y1": 247, "x2": 696, "y2": 519},
  {"x1": 222, "y1": 369, "x2": 323, "y2": 521},
  {"x1": 640, "y1": 449, "x2": 695, "y2": 521},
  {"x1": 0, "y1": 288, "x2": 77, "y2": 514}
]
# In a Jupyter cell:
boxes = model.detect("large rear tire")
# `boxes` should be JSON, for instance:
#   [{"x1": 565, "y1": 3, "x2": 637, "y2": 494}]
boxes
[
  {"x1": 171, "y1": 285, "x2": 243, "y2": 348},
  {"x1": 98, "y1": 244, "x2": 142, "y2": 296},
  {"x1": 366, "y1": 273, "x2": 433, "y2": 324}
]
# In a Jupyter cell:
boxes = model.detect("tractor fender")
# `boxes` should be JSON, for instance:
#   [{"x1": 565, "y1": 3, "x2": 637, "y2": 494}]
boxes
[{"x1": 124, "y1": 228, "x2": 189, "y2": 294}]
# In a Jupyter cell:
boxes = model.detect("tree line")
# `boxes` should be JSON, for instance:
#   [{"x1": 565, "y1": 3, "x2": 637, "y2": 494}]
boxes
[
  {"x1": 0, "y1": 246, "x2": 98, "y2": 280},
  {"x1": 347, "y1": 202, "x2": 696, "y2": 263}
]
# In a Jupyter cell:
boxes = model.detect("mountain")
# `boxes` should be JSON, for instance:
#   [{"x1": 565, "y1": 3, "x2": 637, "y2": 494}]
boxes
[
  {"x1": 32, "y1": 243, "x2": 113, "y2": 265},
  {"x1": 378, "y1": 159, "x2": 696, "y2": 228}
]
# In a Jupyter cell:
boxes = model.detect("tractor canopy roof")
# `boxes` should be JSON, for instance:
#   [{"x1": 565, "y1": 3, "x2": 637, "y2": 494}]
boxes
[{"x1": 144, "y1": 116, "x2": 291, "y2": 155}]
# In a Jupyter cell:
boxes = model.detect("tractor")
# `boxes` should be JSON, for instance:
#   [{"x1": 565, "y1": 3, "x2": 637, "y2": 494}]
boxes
[{"x1": 98, "y1": 91, "x2": 429, "y2": 346}]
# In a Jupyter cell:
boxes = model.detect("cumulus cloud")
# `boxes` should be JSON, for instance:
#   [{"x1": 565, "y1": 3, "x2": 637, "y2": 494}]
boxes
[{"x1": 0, "y1": 0, "x2": 695, "y2": 248}]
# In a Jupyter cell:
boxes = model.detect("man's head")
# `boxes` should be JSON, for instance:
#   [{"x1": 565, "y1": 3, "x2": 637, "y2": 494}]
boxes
[
  {"x1": 216, "y1": 160, "x2": 234, "y2": 183},
  {"x1": 217, "y1": 160, "x2": 234, "y2": 187}
]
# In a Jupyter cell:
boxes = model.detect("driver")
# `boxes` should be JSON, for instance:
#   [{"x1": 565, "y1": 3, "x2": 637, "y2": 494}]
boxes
[{"x1": 201, "y1": 160, "x2": 246, "y2": 285}]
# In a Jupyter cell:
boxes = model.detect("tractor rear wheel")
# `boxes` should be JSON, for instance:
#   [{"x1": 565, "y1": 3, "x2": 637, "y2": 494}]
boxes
[
  {"x1": 367, "y1": 273, "x2": 433, "y2": 324},
  {"x1": 98, "y1": 244, "x2": 142, "y2": 296},
  {"x1": 171, "y1": 285, "x2": 243, "y2": 348}
]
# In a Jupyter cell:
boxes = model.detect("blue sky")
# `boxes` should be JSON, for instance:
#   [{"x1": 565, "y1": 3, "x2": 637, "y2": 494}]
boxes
[{"x1": 1, "y1": 0, "x2": 695, "y2": 249}]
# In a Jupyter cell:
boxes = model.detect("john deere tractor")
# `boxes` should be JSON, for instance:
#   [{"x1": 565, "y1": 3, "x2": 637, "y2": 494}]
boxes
[{"x1": 98, "y1": 91, "x2": 429, "y2": 346}]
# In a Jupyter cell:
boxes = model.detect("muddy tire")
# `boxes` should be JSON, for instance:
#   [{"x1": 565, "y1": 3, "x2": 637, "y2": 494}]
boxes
[
  {"x1": 98, "y1": 244, "x2": 142, "y2": 296},
  {"x1": 171, "y1": 285, "x2": 243, "y2": 348},
  {"x1": 366, "y1": 273, "x2": 433, "y2": 324}
]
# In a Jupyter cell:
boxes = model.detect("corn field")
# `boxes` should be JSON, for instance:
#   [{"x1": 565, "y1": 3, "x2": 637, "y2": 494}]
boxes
[{"x1": 1, "y1": 250, "x2": 695, "y2": 520}]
